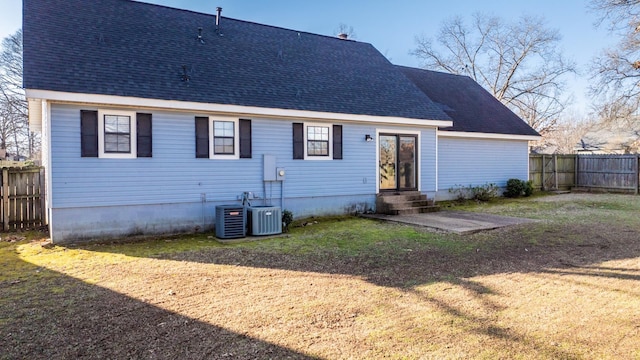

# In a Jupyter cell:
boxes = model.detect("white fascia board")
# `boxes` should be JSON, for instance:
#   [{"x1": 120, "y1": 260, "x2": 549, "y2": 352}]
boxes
[
  {"x1": 25, "y1": 89, "x2": 454, "y2": 128},
  {"x1": 437, "y1": 130, "x2": 541, "y2": 141}
]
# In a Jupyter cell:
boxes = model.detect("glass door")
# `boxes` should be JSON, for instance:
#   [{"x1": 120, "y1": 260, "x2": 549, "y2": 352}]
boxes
[
  {"x1": 398, "y1": 136, "x2": 417, "y2": 190},
  {"x1": 379, "y1": 135, "x2": 397, "y2": 190},
  {"x1": 379, "y1": 134, "x2": 418, "y2": 191}
]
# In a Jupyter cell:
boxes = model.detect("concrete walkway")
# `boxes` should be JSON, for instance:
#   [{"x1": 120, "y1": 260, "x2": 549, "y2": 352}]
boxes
[{"x1": 364, "y1": 210, "x2": 536, "y2": 234}]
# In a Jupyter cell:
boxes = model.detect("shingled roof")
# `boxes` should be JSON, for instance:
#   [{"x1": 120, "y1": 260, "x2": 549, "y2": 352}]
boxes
[
  {"x1": 397, "y1": 66, "x2": 540, "y2": 136},
  {"x1": 23, "y1": 0, "x2": 450, "y2": 122}
]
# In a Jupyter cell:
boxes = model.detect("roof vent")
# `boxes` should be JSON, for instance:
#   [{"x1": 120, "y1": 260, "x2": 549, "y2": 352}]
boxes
[
  {"x1": 197, "y1": 27, "x2": 205, "y2": 44},
  {"x1": 337, "y1": 33, "x2": 348, "y2": 40},
  {"x1": 216, "y1": 7, "x2": 223, "y2": 35}
]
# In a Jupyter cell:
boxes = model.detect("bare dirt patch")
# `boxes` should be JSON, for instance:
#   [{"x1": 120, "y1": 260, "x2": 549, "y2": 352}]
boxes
[{"x1": 1, "y1": 194, "x2": 640, "y2": 359}]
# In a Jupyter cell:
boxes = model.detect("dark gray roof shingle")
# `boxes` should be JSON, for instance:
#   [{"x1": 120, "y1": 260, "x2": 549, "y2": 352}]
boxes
[
  {"x1": 23, "y1": 0, "x2": 450, "y2": 121},
  {"x1": 397, "y1": 66, "x2": 540, "y2": 136}
]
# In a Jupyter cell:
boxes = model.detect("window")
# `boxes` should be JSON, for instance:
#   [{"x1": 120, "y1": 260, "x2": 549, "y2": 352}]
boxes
[
  {"x1": 213, "y1": 121, "x2": 235, "y2": 155},
  {"x1": 97, "y1": 110, "x2": 136, "y2": 158},
  {"x1": 293, "y1": 122, "x2": 342, "y2": 160},
  {"x1": 195, "y1": 116, "x2": 252, "y2": 159},
  {"x1": 307, "y1": 126, "x2": 329, "y2": 156},
  {"x1": 104, "y1": 115, "x2": 131, "y2": 153},
  {"x1": 81, "y1": 110, "x2": 152, "y2": 159}
]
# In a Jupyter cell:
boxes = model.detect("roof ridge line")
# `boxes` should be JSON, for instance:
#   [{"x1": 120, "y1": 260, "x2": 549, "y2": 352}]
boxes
[{"x1": 130, "y1": 0, "x2": 367, "y2": 44}]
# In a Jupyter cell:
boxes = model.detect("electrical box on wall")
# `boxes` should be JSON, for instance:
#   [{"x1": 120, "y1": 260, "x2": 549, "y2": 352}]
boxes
[
  {"x1": 276, "y1": 167, "x2": 285, "y2": 181},
  {"x1": 263, "y1": 155, "x2": 276, "y2": 181}
]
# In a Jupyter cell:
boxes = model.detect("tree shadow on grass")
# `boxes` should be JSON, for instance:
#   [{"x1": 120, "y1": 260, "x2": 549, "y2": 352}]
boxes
[
  {"x1": 66, "y1": 220, "x2": 640, "y2": 358},
  {"x1": 0, "y1": 244, "x2": 317, "y2": 360},
  {"x1": 72, "y1": 219, "x2": 640, "y2": 292}
]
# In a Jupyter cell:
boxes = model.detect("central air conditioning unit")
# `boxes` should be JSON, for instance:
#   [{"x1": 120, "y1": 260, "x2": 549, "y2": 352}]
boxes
[
  {"x1": 247, "y1": 206, "x2": 282, "y2": 236},
  {"x1": 215, "y1": 205, "x2": 246, "y2": 239}
]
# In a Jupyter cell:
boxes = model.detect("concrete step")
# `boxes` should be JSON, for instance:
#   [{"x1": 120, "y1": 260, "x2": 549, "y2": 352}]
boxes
[
  {"x1": 377, "y1": 194, "x2": 427, "y2": 203},
  {"x1": 378, "y1": 191, "x2": 422, "y2": 197},
  {"x1": 375, "y1": 191, "x2": 439, "y2": 215},
  {"x1": 381, "y1": 199, "x2": 433, "y2": 210},
  {"x1": 386, "y1": 205, "x2": 441, "y2": 215}
]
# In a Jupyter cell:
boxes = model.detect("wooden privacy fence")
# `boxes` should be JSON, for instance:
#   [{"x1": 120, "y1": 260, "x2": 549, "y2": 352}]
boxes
[
  {"x1": 529, "y1": 154, "x2": 640, "y2": 194},
  {"x1": 0, "y1": 167, "x2": 46, "y2": 231},
  {"x1": 529, "y1": 154, "x2": 576, "y2": 191}
]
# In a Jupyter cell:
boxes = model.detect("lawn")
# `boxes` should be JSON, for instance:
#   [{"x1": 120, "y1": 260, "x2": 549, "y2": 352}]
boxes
[{"x1": 1, "y1": 193, "x2": 639, "y2": 359}]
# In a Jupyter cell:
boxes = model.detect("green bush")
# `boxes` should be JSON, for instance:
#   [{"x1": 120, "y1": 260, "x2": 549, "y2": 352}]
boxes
[
  {"x1": 523, "y1": 180, "x2": 534, "y2": 197},
  {"x1": 505, "y1": 179, "x2": 525, "y2": 198},
  {"x1": 505, "y1": 179, "x2": 534, "y2": 198},
  {"x1": 282, "y1": 209, "x2": 294, "y2": 233},
  {"x1": 470, "y1": 183, "x2": 499, "y2": 202},
  {"x1": 448, "y1": 184, "x2": 468, "y2": 202},
  {"x1": 449, "y1": 183, "x2": 499, "y2": 202}
]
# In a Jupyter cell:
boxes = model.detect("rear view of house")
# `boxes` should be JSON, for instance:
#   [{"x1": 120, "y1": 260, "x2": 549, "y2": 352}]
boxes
[{"x1": 23, "y1": 0, "x2": 539, "y2": 243}]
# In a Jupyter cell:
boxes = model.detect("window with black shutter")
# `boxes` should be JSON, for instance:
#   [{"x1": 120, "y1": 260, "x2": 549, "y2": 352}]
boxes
[
  {"x1": 333, "y1": 125, "x2": 342, "y2": 160},
  {"x1": 136, "y1": 113, "x2": 152, "y2": 157},
  {"x1": 80, "y1": 110, "x2": 99, "y2": 157},
  {"x1": 294, "y1": 122, "x2": 341, "y2": 160},
  {"x1": 195, "y1": 117, "x2": 209, "y2": 158},
  {"x1": 293, "y1": 123, "x2": 304, "y2": 159},
  {"x1": 239, "y1": 119, "x2": 252, "y2": 159}
]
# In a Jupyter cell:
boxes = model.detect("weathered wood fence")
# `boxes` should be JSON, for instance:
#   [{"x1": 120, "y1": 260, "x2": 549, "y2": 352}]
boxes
[
  {"x1": 529, "y1": 154, "x2": 640, "y2": 194},
  {"x1": 0, "y1": 167, "x2": 46, "y2": 231}
]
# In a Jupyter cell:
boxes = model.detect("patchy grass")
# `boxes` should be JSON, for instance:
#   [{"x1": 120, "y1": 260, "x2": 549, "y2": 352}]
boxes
[{"x1": 1, "y1": 193, "x2": 640, "y2": 359}]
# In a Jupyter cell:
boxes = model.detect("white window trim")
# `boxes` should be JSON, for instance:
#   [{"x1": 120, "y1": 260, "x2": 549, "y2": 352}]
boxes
[
  {"x1": 209, "y1": 116, "x2": 239, "y2": 160},
  {"x1": 98, "y1": 109, "x2": 137, "y2": 159},
  {"x1": 304, "y1": 122, "x2": 333, "y2": 160}
]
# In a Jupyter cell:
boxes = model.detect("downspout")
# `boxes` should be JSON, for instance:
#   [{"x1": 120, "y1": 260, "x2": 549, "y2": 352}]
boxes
[{"x1": 281, "y1": 180, "x2": 285, "y2": 209}]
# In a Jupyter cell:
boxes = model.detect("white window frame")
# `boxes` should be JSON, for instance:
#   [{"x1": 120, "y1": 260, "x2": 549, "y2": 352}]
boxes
[
  {"x1": 209, "y1": 116, "x2": 239, "y2": 160},
  {"x1": 98, "y1": 109, "x2": 137, "y2": 159},
  {"x1": 304, "y1": 122, "x2": 333, "y2": 160}
]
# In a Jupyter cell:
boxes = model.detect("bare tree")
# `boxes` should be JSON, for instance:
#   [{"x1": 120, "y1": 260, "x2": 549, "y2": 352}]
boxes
[
  {"x1": 0, "y1": 29, "x2": 38, "y2": 159},
  {"x1": 589, "y1": 0, "x2": 640, "y2": 121},
  {"x1": 333, "y1": 23, "x2": 357, "y2": 40},
  {"x1": 540, "y1": 112, "x2": 596, "y2": 153},
  {"x1": 412, "y1": 13, "x2": 576, "y2": 135},
  {"x1": 1, "y1": 30, "x2": 25, "y2": 116}
]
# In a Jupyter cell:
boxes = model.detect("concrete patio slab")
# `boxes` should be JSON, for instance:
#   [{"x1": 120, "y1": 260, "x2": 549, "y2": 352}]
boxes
[{"x1": 364, "y1": 210, "x2": 537, "y2": 234}]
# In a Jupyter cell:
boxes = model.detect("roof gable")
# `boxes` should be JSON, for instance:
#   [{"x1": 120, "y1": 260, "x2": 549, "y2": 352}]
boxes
[
  {"x1": 397, "y1": 66, "x2": 540, "y2": 137},
  {"x1": 23, "y1": 0, "x2": 450, "y2": 122}
]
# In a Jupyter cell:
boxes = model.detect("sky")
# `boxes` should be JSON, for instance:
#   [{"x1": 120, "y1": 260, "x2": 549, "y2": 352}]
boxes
[{"x1": 0, "y1": 0, "x2": 615, "y2": 116}]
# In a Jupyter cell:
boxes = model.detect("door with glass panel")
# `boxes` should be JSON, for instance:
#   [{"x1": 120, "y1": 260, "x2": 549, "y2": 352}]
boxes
[{"x1": 379, "y1": 134, "x2": 417, "y2": 191}]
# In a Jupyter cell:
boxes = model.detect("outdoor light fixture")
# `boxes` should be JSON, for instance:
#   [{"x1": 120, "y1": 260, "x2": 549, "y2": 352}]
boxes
[{"x1": 365, "y1": 134, "x2": 373, "y2": 142}]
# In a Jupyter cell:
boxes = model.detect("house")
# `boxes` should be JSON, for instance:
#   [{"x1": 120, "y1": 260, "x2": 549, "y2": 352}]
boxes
[
  {"x1": 576, "y1": 119, "x2": 640, "y2": 154},
  {"x1": 23, "y1": 0, "x2": 540, "y2": 243}
]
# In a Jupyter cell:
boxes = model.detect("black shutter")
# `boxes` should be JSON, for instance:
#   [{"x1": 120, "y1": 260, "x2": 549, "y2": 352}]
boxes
[
  {"x1": 333, "y1": 125, "x2": 343, "y2": 160},
  {"x1": 293, "y1": 122, "x2": 304, "y2": 159},
  {"x1": 80, "y1": 110, "x2": 98, "y2": 157},
  {"x1": 239, "y1": 119, "x2": 252, "y2": 159},
  {"x1": 195, "y1": 117, "x2": 209, "y2": 158},
  {"x1": 136, "y1": 113, "x2": 152, "y2": 157}
]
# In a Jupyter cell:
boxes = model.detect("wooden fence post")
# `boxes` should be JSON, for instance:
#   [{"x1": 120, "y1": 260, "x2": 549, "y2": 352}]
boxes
[
  {"x1": 2, "y1": 168, "x2": 8, "y2": 231},
  {"x1": 541, "y1": 154, "x2": 546, "y2": 191},
  {"x1": 40, "y1": 168, "x2": 46, "y2": 226},
  {"x1": 553, "y1": 154, "x2": 558, "y2": 190},
  {"x1": 575, "y1": 154, "x2": 579, "y2": 188},
  {"x1": 636, "y1": 155, "x2": 639, "y2": 195}
]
